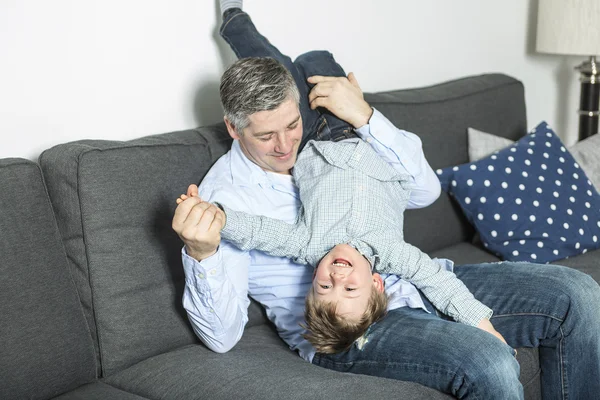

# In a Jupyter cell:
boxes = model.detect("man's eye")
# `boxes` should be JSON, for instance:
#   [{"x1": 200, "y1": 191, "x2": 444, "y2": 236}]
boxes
[
  {"x1": 288, "y1": 124, "x2": 298, "y2": 130},
  {"x1": 320, "y1": 285, "x2": 331, "y2": 289},
  {"x1": 259, "y1": 136, "x2": 272, "y2": 142},
  {"x1": 345, "y1": 288, "x2": 356, "y2": 291}
]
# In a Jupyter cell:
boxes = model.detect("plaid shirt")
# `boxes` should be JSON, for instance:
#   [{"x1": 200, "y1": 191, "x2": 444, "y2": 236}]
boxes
[{"x1": 221, "y1": 138, "x2": 492, "y2": 326}]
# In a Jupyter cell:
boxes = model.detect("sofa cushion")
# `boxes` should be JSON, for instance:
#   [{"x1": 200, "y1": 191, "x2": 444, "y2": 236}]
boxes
[
  {"x1": 105, "y1": 324, "x2": 453, "y2": 400},
  {"x1": 0, "y1": 159, "x2": 97, "y2": 399},
  {"x1": 437, "y1": 122, "x2": 600, "y2": 263},
  {"x1": 468, "y1": 127, "x2": 515, "y2": 162},
  {"x1": 39, "y1": 127, "x2": 233, "y2": 376},
  {"x1": 53, "y1": 382, "x2": 150, "y2": 400},
  {"x1": 429, "y1": 242, "x2": 501, "y2": 265},
  {"x1": 365, "y1": 73, "x2": 527, "y2": 253},
  {"x1": 468, "y1": 126, "x2": 600, "y2": 191}
]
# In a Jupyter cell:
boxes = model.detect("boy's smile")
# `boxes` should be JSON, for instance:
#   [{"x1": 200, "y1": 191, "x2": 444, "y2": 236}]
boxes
[{"x1": 313, "y1": 244, "x2": 384, "y2": 320}]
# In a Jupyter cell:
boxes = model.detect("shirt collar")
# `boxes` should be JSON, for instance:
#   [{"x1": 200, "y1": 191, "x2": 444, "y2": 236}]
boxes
[
  {"x1": 228, "y1": 140, "x2": 296, "y2": 194},
  {"x1": 229, "y1": 140, "x2": 271, "y2": 186}
]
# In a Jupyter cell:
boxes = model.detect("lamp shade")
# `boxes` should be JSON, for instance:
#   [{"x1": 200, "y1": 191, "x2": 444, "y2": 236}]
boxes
[{"x1": 536, "y1": 0, "x2": 600, "y2": 56}]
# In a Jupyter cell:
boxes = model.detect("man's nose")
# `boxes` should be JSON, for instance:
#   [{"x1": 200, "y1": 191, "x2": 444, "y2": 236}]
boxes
[{"x1": 274, "y1": 133, "x2": 291, "y2": 153}]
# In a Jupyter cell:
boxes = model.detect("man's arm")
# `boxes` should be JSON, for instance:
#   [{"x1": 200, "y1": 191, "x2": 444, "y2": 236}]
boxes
[
  {"x1": 307, "y1": 74, "x2": 441, "y2": 209},
  {"x1": 173, "y1": 185, "x2": 250, "y2": 353},
  {"x1": 354, "y1": 109, "x2": 441, "y2": 209},
  {"x1": 180, "y1": 243, "x2": 250, "y2": 353}
]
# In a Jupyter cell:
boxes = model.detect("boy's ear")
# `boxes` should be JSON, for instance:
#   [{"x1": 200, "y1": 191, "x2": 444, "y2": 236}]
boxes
[
  {"x1": 372, "y1": 273, "x2": 384, "y2": 293},
  {"x1": 224, "y1": 117, "x2": 242, "y2": 140}
]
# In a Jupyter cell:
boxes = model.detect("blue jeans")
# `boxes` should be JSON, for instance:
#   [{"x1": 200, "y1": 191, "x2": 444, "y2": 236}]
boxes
[
  {"x1": 220, "y1": 9, "x2": 356, "y2": 150},
  {"x1": 313, "y1": 262, "x2": 600, "y2": 399}
]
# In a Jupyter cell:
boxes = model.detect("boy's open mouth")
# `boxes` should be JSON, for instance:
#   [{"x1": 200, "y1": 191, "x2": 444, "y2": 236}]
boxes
[{"x1": 332, "y1": 258, "x2": 352, "y2": 267}]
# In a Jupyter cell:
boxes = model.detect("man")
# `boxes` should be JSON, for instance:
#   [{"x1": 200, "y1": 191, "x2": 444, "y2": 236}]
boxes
[{"x1": 172, "y1": 3, "x2": 600, "y2": 398}]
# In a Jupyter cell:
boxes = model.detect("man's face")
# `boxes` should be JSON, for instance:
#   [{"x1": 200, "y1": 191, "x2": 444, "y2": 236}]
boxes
[
  {"x1": 225, "y1": 97, "x2": 303, "y2": 175},
  {"x1": 313, "y1": 244, "x2": 384, "y2": 321}
]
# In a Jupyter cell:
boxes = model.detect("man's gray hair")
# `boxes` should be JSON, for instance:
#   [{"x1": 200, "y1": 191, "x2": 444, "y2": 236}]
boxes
[{"x1": 220, "y1": 57, "x2": 300, "y2": 133}]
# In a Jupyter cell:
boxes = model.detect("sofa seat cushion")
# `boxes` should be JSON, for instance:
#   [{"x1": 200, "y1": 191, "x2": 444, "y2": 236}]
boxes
[
  {"x1": 53, "y1": 382, "x2": 150, "y2": 400},
  {"x1": 104, "y1": 325, "x2": 452, "y2": 400},
  {"x1": 429, "y1": 242, "x2": 501, "y2": 265}
]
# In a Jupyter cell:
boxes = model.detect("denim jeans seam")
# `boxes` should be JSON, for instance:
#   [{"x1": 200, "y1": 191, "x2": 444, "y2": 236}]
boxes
[
  {"x1": 494, "y1": 312, "x2": 568, "y2": 399},
  {"x1": 559, "y1": 326, "x2": 567, "y2": 400},
  {"x1": 220, "y1": 31, "x2": 242, "y2": 60},
  {"x1": 491, "y1": 311, "x2": 565, "y2": 323},
  {"x1": 316, "y1": 117, "x2": 328, "y2": 140},
  {"x1": 219, "y1": 10, "x2": 245, "y2": 35}
]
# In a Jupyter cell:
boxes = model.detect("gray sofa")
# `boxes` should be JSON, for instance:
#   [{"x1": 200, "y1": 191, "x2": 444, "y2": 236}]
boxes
[{"x1": 2, "y1": 73, "x2": 598, "y2": 399}]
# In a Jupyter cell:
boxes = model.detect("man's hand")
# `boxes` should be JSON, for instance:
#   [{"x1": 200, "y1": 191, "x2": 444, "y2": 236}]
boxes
[
  {"x1": 307, "y1": 72, "x2": 373, "y2": 128},
  {"x1": 172, "y1": 184, "x2": 225, "y2": 261}
]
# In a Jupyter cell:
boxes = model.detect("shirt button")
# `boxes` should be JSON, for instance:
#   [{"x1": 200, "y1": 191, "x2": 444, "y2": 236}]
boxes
[
  {"x1": 197, "y1": 273, "x2": 205, "y2": 279},
  {"x1": 366, "y1": 138, "x2": 372, "y2": 143},
  {"x1": 209, "y1": 269, "x2": 217, "y2": 276},
  {"x1": 209, "y1": 308, "x2": 215, "y2": 313}
]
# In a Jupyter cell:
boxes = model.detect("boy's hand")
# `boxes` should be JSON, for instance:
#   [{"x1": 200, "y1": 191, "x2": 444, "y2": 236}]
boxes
[
  {"x1": 307, "y1": 72, "x2": 373, "y2": 128},
  {"x1": 172, "y1": 185, "x2": 225, "y2": 261},
  {"x1": 477, "y1": 318, "x2": 514, "y2": 351}
]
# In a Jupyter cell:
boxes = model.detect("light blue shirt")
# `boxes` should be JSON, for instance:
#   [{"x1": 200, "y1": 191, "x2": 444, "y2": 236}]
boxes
[{"x1": 182, "y1": 109, "x2": 445, "y2": 362}]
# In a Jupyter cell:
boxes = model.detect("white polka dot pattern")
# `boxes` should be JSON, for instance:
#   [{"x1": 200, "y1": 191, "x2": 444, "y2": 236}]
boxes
[{"x1": 437, "y1": 122, "x2": 600, "y2": 263}]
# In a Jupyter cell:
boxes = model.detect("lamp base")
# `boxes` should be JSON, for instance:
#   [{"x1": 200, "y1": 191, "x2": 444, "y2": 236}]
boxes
[{"x1": 576, "y1": 56, "x2": 599, "y2": 141}]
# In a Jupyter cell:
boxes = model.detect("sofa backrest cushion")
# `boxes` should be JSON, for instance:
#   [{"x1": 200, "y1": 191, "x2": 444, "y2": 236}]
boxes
[
  {"x1": 39, "y1": 128, "x2": 233, "y2": 376},
  {"x1": 0, "y1": 159, "x2": 97, "y2": 399},
  {"x1": 365, "y1": 73, "x2": 527, "y2": 252}
]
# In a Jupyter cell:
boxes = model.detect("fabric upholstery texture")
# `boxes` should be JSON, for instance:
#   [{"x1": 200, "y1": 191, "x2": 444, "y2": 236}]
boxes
[
  {"x1": 53, "y1": 382, "x2": 150, "y2": 400},
  {"x1": 366, "y1": 74, "x2": 527, "y2": 253},
  {"x1": 469, "y1": 126, "x2": 600, "y2": 191},
  {"x1": 468, "y1": 127, "x2": 515, "y2": 161},
  {"x1": 0, "y1": 159, "x2": 97, "y2": 400},
  {"x1": 438, "y1": 122, "x2": 600, "y2": 263},
  {"x1": 39, "y1": 127, "x2": 232, "y2": 376},
  {"x1": 570, "y1": 134, "x2": 600, "y2": 190},
  {"x1": 105, "y1": 325, "x2": 453, "y2": 400}
]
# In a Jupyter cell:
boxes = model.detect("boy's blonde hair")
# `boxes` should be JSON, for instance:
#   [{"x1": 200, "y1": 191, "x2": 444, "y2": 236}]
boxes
[{"x1": 303, "y1": 288, "x2": 388, "y2": 354}]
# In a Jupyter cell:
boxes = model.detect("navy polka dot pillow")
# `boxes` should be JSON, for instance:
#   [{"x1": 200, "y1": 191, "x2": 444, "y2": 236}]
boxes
[{"x1": 437, "y1": 122, "x2": 600, "y2": 263}]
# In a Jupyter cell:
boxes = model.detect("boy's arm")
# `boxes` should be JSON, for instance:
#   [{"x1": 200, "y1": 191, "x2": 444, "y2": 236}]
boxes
[
  {"x1": 217, "y1": 203, "x2": 310, "y2": 263},
  {"x1": 379, "y1": 243, "x2": 492, "y2": 327}
]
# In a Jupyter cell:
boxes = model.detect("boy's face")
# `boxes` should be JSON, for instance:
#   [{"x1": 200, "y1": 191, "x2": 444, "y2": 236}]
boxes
[
  {"x1": 224, "y1": 97, "x2": 303, "y2": 175},
  {"x1": 313, "y1": 244, "x2": 384, "y2": 321}
]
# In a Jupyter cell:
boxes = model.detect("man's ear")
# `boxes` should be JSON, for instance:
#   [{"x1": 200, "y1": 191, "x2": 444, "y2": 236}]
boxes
[
  {"x1": 224, "y1": 117, "x2": 241, "y2": 140},
  {"x1": 372, "y1": 273, "x2": 384, "y2": 293}
]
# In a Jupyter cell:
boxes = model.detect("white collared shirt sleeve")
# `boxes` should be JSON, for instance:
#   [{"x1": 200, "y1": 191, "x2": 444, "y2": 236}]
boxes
[
  {"x1": 355, "y1": 108, "x2": 441, "y2": 209},
  {"x1": 181, "y1": 241, "x2": 251, "y2": 353},
  {"x1": 181, "y1": 181, "x2": 253, "y2": 353}
]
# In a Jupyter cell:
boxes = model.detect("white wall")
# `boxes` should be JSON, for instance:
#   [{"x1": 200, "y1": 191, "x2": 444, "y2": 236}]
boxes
[{"x1": 0, "y1": 0, "x2": 585, "y2": 160}]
